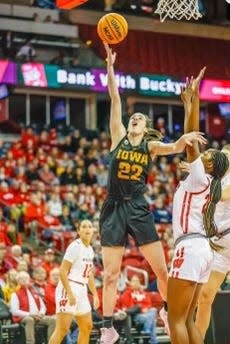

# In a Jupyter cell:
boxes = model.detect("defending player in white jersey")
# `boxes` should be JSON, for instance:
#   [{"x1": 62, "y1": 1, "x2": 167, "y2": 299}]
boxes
[
  {"x1": 195, "y1": 144, "x2": 230, "y2": 338},
  {"x1": 49, "y1": 219, "x2": 99, "y2": 344},
  {"x1": 167, "y1": 68, "x2": 229, "y2": 344}
]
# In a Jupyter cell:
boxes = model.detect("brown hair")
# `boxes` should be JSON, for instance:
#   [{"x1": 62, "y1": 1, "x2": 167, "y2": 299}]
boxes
[{"x1": 143, "y1": 114, "x2": 163, "y2": 141}]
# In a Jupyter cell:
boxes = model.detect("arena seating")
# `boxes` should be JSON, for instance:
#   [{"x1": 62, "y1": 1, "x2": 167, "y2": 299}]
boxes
[{"x1": 77, "y1": 23, "x2": 230, "y2": 79}]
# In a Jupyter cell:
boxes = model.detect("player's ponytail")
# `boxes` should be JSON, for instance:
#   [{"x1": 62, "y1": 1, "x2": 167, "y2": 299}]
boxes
[
  {"x1": 203, "y1": 151, "x2": 229, "y2": 251},
  {"x1": 143, "y1": 115, "x2": 163, "y2": 141}
]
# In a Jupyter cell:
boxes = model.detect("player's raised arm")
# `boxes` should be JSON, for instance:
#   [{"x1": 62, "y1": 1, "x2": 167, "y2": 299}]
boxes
[
  {"x1": 104, "y1": 43, "x2": 126, "y2": 150},
  {"x1": 181, "y1": 67, "x2": 206, "y2": 162}
]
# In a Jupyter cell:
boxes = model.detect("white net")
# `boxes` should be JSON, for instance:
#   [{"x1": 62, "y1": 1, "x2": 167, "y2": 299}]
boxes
[{"x1": 155, "y1": 0, "x2": 202, "y2": 22}]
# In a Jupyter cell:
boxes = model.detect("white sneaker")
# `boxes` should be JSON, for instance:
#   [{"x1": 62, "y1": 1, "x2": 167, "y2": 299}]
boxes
[
  {"x1": 159, "y1": 307, "x2": 170, "y2": 336},
  {"x1": 100, "y1": 327, "x2": 119, "y2": 344}
]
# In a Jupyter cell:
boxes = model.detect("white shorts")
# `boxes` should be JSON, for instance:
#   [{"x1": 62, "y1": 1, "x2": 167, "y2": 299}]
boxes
[
  {"x1": 210, "y1": 233, "x2": 230, "y2": 274},
  {"x1": 169, "y1": 238, "x2": 214, "y2": 283},
  {"x1": 55, "y1": 280, "x2": 91, "y2": 316}
]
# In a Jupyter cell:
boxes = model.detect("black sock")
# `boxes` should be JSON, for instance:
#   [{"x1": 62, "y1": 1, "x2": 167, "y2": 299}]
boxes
[
  {"x1": 163, "y1": 301, "x2": 168, "y2": 312},
  {"x1": 103, "y1": 316, "x2": 113, "y2": 328}
]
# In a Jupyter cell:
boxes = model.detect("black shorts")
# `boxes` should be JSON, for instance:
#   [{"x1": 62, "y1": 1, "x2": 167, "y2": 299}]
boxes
[{"x1": 99, "y1": 196, "x2": 159, "y2": 247}]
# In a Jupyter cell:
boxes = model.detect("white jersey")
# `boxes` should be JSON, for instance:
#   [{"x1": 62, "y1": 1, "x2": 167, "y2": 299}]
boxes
[
  {"x1": 63, "y1": 238, "x2": 94, "y2": 284},
  {"x1": 172, "y1": 156, "x2": 212, "y2": 241},
  {"x1": 214, "y1": 173, "x2": 230, "y2": 232},
  {"x1": 211, "y1": 172, "x2": 230, "y2": 262}
]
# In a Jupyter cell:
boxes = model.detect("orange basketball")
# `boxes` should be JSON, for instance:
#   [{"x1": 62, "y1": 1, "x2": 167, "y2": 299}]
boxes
[{"x1": 97, "y1": 13, "x2": 128, "y2": 45}]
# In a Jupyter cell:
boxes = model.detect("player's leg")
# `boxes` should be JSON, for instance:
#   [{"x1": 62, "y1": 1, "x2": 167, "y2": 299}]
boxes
[
  {"x1": 48, "y1": 313, "x2": 73, "y2": 344},
  {"x1": 100, "y1": 246, "x2": 124, "y2": 343},
  {"x1": 186, "y1": 283, "x2": 203, "y2": 344},
  {"x1": 99, "y1": 199, "x2": 127, "y2": 343},
  {"x1": 196, "y1": 270, "x2": 226, "y2": 338},
  {"x1": 75, "y1": 312, "x2": 93, "y2": 344},
  {"x1": 102, "y1": 246, "x2": 125, "y2": 317},
  {"x1": 139, "y1": 241, "x2": 168, "y2": 301},
  {"x1": 167, "y1": 277, "x2": 198, "y2": 344},
  {"x1": 132, "y1": 204, "x2": 169, "y2": 334}
]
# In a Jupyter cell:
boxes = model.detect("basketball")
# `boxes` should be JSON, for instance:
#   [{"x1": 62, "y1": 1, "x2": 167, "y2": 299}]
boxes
[{"x1": 97, "y1": 13, "x2": 128, "y2": 45}]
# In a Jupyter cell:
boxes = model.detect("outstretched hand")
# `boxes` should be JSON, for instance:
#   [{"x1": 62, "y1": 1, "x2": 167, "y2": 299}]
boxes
[
  {"x1": 181, "y1": 131, "x2": 207, "y2": 147},
  {"x1": 104, "y1": 42, "x2": 116, "y2": 67},
  {"x1": 180, "y1": 80, "x2": 193, "y2": 105},
  {"x1": 192, "y1": 66, "x2": 206, "y2": 93},
  {"x1": 180, "y1": 66, "x2": 206, "y2": 105}
]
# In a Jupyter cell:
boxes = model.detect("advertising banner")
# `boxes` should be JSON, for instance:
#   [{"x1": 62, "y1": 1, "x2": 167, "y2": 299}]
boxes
[
  {"x1": 139, "y1": 74, "x2": 185, "y2": 97},
  {"x1": 56, "y1": 67, "x2": 137, "y2": 92},
  {"x1": 6, "y1": 60, "x2": 230, "y2": 103},
  {"x1": 0, "y1": 60, "x2": 17, "y2": 85},
  {"x1": 21, "y1": 63, "x2": 48, "y2": 87},
  {"x1": 200, "y1": 79, "x2": 230, "y2": 102}
]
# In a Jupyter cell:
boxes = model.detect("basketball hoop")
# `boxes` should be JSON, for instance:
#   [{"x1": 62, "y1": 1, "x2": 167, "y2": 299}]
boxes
[{"x1": 155, "y1": 0, "x2": 202, "y2": 22}]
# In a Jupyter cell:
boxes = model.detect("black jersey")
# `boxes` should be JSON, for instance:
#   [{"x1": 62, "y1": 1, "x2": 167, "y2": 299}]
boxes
[{"x1": 107, "y1": 136, "x2": 152, "y2": 199}]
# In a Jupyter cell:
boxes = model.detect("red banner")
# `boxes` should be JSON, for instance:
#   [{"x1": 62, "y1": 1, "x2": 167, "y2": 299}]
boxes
[
  {"x1": 200, "y1": 79, "x2": 230, "y2": 102},
  {"x1": 56, "y1": 0, "x2": 88, "y2": 9}
]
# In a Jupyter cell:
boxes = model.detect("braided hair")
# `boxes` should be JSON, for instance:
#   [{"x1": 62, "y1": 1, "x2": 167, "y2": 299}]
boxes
[{"x1": 203, "y1": 150, "x2": 229, "y2": 251}]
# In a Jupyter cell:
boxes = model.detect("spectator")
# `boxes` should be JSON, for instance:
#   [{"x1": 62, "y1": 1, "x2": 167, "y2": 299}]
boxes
[
  {"x1": 1, "y1": 31, "x2": 15, "y2": 58},
  {"x1": 0, "y1": 167, "x2": 8, "y2": 184},
  {"x1": 41, "y1": 249, "x2": 59, "y2": 276},
  {"x1": 44, "y1": 15, "x2": 53, "y2": 23},
  {"x1": 0, "y1": 243, "x2": 13, "y2": 282},
  {"x1": 47, "y1": 192, "x2": 63, "y2": 218},
  {"x1": 75, "y1": 167, "x2": 86, "y2": 185},
  {"x1": 0, "y1": 208, "x2": 10, "y2": 244},
  {"x1": 70, "y1": 56, "x2": 81, "y2": 68},
  {"x1": 16, "y1": 40, "x2": 36, "y2": 62},
  {"x1": 120, "y1": 275, "x2": 158, "y2": 344},
  {"x1": 50, "y1": 50, "x2": 65, "y2": 65},
  {"x1": 2, "y1": 269, "x2": 19, "y2": 304},
  {"x1": 26, "y1": 161, "x2": 40, "y2": 183},
  {"x1": 84, "y1": 164, "x2": 98, "y2": 186},
  {"x1": 32, "y1": 267, "x2": 47, "y2": 299},
  {"x1": 38, "y1": 164, "x2": 59, "y2": 186},
  {"x1": 60, "y1": 165, "x2": 76, "y2": 186},
  {"x1": 96, "y1": 163, "x2": 108, "y2": 187},
  {"x1": 16, "y1": 260, "x2": 29, "y2": 273},
  {"x1": 32, "y1": 12, "x2": 41, "y2": 22},
  {"x1": 44, "y1": 267, "x2": 59, "y2": 316},
  {"x1": 38, "y1": 208, "x2": 63, "y2": 244},
  {"x1": 62, "y1": 192, "x2": 79, "y2": 220},
  {"x1": 10, "y1": 271, "x2": 55, "y2": 344},
  {"x1": 151, "y1": 197, "x2": 172, "y2": 224},
  {"x1": 21, "y1": 127, "x2": 38, "y2": 148},
  {"x1": 7, "y1": 245, "x2": 24, "y2": 269},
  {"x1": 0, "y1": 182, "x2": 18, "y2": 210},
  {"x1": 58, "y1": 206, "x2": 75, "y2": 232}
]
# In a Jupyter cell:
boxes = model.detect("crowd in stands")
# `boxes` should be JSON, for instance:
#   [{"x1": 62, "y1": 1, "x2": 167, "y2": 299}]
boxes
[{"x1": 0, "y1": 124, "x2": 228, "y2": 343}]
